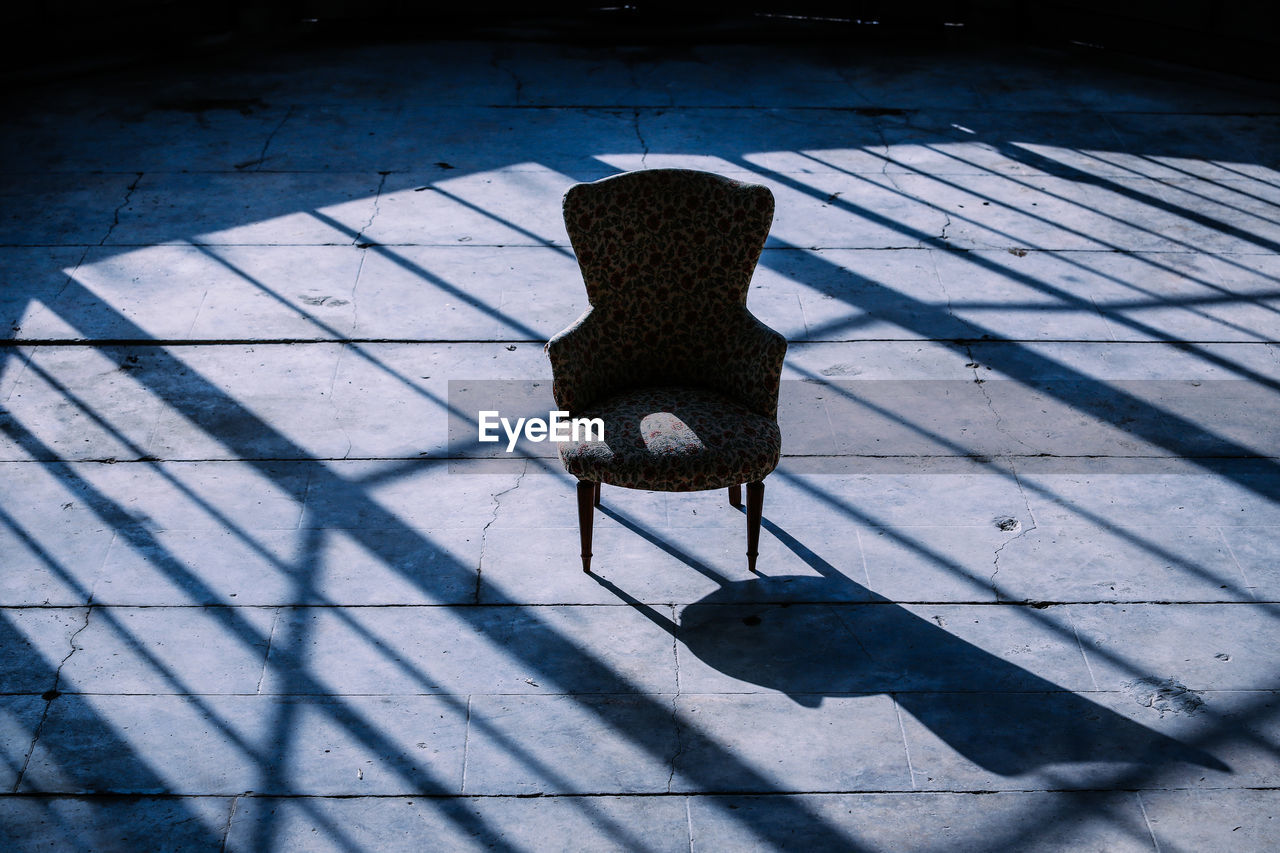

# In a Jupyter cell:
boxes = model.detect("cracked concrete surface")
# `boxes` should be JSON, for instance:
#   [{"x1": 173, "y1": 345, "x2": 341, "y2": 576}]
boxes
[
  {"x1": 11, "y1": 606, "x2": 92, "y2": 793},
  {"x1": 249, "y1": 106, "x2": 295, "y2": 172},
  {"x1": 475, "y1": 460, "x2": 529, "y2": 602},
  {"x1": 1, "y1": 33, "x2": 1279, "y2": 853},
  {"x1": 632, "y1": 108, "x2": 649, "y2": 168}
]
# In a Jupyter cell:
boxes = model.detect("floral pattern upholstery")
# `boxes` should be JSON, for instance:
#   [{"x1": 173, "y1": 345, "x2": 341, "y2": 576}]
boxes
[
  {"x1": 558, "y1": 386, "x2": 782, "y2": 491},
  {"x1": 547, "y1": 169, "x2": 787, "y2": 491}
]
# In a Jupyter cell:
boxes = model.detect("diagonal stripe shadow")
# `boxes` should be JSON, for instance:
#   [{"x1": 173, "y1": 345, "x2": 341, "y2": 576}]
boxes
[
  {"x1": 0, "y1": 414, "x2": 515, "y2": 852},
  {"x1": 15, "y1": 273, "x2": 871, "y2": 849},
  {"x1": 787, "y1": 149, "x2": 1280, "y2": 367},
  {"x1": 0, "y1": 610, "x2": 233, "y2": 848},
  {"x1": 0, "y1": 381, "x2": 661, "y2": 853},
  {"x1": 739, "y1": 163, "x2": 1280, "y2": 507},
  {"x1": 990, "y1": 141, "x2": 1280, "y2": 255}
]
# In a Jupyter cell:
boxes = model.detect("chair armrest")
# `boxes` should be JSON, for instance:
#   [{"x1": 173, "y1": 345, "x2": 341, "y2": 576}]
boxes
[
  {"x1": 546, "y1": 310, "x2": 615, "y2": 414},
  {"x1": 713, "y1": 312, "x2": 788, "y2": 418}
]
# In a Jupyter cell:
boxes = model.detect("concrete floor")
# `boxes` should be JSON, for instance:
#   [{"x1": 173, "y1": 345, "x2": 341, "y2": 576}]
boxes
[{"x1": 2, "y1": 35, "x2": 1279, "y2": 852}]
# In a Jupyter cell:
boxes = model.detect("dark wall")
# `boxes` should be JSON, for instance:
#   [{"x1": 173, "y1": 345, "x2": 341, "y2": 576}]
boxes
[
  {"x1": 970, "y1": 0, "x2": 1280, "y2": 82},
  {"x1": 5, "y1": 2, "x2": 1277, "y2": 82}
]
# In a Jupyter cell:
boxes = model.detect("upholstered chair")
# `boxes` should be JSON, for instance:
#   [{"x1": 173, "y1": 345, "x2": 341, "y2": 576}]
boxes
[{"x1": 546, "y1": 168, "x2": 787, "y2": 572}]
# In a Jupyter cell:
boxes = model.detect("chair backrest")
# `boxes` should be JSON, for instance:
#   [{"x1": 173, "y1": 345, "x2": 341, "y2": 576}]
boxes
[
  {"x1": 553, "y1": 169, "x2": 781, "y2": 414},
  {"x1": 563, "y1": 169, "x2": 774, "y2": 311}
]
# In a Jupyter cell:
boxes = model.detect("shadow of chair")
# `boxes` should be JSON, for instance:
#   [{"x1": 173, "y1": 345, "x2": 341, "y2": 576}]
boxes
[
  {"x1": 589, "y1": 514, "x2": 1230, "y2": 780},
  {"x1": 546, "y1": 168, "x2": 787, "y2": 572}
]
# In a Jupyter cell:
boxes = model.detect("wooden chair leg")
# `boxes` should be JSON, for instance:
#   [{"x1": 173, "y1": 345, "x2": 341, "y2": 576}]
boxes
[
  {"x1": 577, "y1": 480, "x2": 595, "y2": 572},
  {"x1": 746, "y1": 480, "x2": 764, "y2": 572},
  {"x1": 593, "y1": 480, "x2": 601, "y2": 507},
  {"x1": 728, "y1": 483, "x2": 742, "y2": 508}
]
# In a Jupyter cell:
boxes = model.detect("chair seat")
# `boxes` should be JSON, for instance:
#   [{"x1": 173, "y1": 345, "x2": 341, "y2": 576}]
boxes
[{"x1": 559, "y1": 385, "x2": 782, "y2": 491}]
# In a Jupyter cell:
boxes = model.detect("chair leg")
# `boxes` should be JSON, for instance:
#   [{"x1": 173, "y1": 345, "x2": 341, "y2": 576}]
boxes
[
  {"x1": 593, "y1": 480, "x2": 601, "y2": 507},
  {"x1": 746, "y1": 480, "x2": 764, "y2": 572},
  {"x1": 577, "y1": 480, "x2": 595, "y2": 573},
  {"x1": 728, "y1": 483, "x2": 742, "y2": 508}
]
